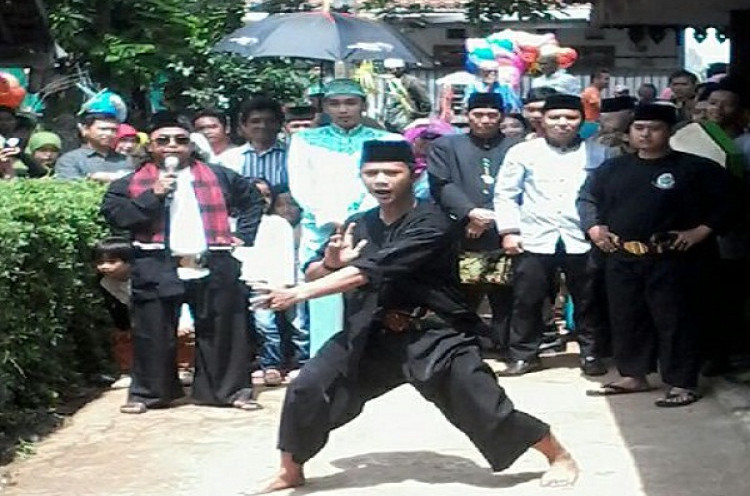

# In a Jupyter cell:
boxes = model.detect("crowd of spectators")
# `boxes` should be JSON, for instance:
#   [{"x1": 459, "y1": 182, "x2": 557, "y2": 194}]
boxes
[{"x1": 2, "y1": 62, "x2": 748, "y2": 413}]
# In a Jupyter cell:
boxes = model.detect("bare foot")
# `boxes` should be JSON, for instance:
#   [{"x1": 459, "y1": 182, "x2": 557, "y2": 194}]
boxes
[
  {"x1": 254, "y1": 452, "x2": 305, "y2": 494},
  {"x1": 540, "y1": 451, "x2": 579, "y2": 487},
  {"x1": 255, "y1": 471, "x2": 305, "y2": 494},
  {"x1": 533, "y1": 432, "x2": 579, "y2": 487}
]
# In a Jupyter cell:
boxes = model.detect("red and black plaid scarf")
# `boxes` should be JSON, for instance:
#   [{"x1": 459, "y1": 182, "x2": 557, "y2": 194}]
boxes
[{"x1": 128, "y1": 161, "x2": 232, "y2": 246}]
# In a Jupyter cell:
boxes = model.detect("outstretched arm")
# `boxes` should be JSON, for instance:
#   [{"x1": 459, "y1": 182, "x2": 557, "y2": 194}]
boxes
[{"x1": 255, "y1": 266, "x2": 368, "y2": 312}]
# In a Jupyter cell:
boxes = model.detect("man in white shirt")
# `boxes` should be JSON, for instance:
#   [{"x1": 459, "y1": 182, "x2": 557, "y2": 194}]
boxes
[
  {"x1": 287, "y1": 79, "x2": 394, "y2": 355},
  {"x1": 494, "y1": 94, "x2": 610, "y2": 376},
  {"x1": 531, "y1": 54, "x2": 581, "y2": 97}
]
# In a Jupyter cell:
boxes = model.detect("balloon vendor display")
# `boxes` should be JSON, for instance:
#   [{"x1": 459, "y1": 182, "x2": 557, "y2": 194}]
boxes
[{"x1": 465, "y1": 29, "x2": 578, "y2": 90}]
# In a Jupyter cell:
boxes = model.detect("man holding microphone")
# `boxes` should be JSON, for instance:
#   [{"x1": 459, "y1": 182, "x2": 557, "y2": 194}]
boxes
[{"x1": 101, "y1": 111, "x2": 266, "y2": 414}]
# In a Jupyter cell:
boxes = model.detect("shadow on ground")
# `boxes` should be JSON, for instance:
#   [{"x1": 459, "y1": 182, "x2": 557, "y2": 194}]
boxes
[
  {"x1": 288, "y1": 451, "x2": 542, "y2": 494},
  {"x1": 593, "y1": 371, "x2": 750, "y2": 496}
]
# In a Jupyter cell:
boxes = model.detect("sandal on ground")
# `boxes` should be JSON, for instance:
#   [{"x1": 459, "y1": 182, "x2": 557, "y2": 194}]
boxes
[
  {"x1": 232, "y1": 398, "x2": 263, "y2": 411},
  {"x1": 654, "y1": 389, "x2": 701, "y2": 408},
  {"x1": 586, "y1": 382, "x2": 656, "y2": 397},
  {"x1": 119, "y1": 402, "x2": 147, "y2": 414},
  {"x1": 263, "y1": 368, "x2": 284, "y2": 387}
]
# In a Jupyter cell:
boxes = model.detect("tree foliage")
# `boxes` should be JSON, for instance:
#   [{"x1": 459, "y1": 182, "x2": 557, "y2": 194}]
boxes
[{"x1": 45, "y1": 0, "x2": 310, "y2": 112}]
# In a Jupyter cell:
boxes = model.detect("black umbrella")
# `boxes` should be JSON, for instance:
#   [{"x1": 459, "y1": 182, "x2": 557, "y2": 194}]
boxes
[{"x1": 213, "y1": 11, "x2": 427, "y2": 64}]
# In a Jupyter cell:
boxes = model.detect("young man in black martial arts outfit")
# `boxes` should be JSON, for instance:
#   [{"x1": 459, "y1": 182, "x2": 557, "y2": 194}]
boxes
[
  {"x1": 254, "y1": 139, "x2": 579, "y2": 492},
  {"x1": 578, "y1": 103, "x2": 737, "y2": 407},
  {"x1": 101, "y1": 111, "x2": 266, "y2": 414}
]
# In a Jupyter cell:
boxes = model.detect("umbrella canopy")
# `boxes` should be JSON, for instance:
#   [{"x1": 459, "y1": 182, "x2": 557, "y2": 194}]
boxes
[{"x1": 213, "y1": 12, "x2": 427, "y2": 64}]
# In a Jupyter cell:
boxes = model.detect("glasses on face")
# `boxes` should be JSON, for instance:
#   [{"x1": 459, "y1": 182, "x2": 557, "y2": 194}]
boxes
[{"x1": 153, "y1": 135, "x2": 191, "y2": 146}]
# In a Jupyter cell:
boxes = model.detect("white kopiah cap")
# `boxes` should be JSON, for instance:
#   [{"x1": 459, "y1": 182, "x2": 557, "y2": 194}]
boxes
[{"x1": 383, "y1": 58, "x2": 406, "y2": 69}]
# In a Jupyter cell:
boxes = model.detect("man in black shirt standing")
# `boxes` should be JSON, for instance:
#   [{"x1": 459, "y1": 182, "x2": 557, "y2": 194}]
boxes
[
  {"x1": 428, "y1": 92, "x2": 519, "y2": 354},
  {"x1": 578, "y1": 104, "x2": 736, "y2": 407},
  {"x1": 256, "y1": 139, "x2": 579, "y2": 492}
]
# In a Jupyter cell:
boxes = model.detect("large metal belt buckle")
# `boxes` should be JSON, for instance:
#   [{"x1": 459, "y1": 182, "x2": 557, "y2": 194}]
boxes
[
  {"x1": 622, "y1": 241, "x2": 649, "y2": 256},
  {"x1": 176, "y1": 254, "x2": 204, "y2": 269},
  {"x1": 382, "y1": 311, "x2": 413, "y2": 333}
]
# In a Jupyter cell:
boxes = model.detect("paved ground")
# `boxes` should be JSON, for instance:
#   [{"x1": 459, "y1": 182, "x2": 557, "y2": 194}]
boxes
[{"x1": 2, "y1": 352, "x2": 749, "y2": 496}]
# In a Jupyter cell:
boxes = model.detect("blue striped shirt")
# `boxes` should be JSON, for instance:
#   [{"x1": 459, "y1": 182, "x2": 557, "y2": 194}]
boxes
[{"x1": 218, "y1": 142, "x2": 288, "y2": 186}]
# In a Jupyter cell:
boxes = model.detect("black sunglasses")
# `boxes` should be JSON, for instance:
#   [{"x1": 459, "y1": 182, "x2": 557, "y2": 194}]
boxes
[{"x1": 153, "y1": 135, "x2": 191, "y2": 146}]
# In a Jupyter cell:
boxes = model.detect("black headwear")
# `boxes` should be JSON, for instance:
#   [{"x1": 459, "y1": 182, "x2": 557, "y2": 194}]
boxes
[
  {"x1": 147, "y1": 111, "x2": 193, "y2": 134},
  {"x1": 632, "y1": 103, "x2": 678, "y2": 126},
  {"x1": 284, "y1": 105, "x2": 316, "y2": 122},
  {"x1": 467, "y1": 92, "x2": 504, "y2": 112},
  {"x1": 361, "y1": 140, "x2": 416, "y2": 169},
  {"x1": 601, "y1": 96, "x2": 637, "y2": 113},
  {"x1": 524, "y1": 86, "x2": 558, "y2": 104},
  {"x1": 542, "y1": 94, "x2": 584, "y2": 114}
]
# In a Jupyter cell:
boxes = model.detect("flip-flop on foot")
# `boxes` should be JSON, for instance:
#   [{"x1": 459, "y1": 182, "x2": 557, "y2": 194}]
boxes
[
  {"x1": 587, "y1": 382, "x2": 655, "y2": 396},
  {"x1": 655, "y1": 390, "x2": 700, "y2": 408},
  {"x1": 119, "y1": 402, "x2": 147, "y2": 414}
]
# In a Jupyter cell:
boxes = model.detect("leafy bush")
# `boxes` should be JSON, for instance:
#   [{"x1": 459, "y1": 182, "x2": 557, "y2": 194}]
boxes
[{"x1": 0, "y1": 180, "x2": 112, "y2": 435}]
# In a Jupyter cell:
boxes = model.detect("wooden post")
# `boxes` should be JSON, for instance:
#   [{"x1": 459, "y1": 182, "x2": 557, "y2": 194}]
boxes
[{"x1": 729, "y1": 10, "x2": 750, "y2": 78}]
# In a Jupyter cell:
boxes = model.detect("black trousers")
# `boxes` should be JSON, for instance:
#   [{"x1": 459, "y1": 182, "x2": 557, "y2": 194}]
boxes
[
  {"x1": 128, "y1": 252, "x2": 252, "y2": 407},
  {"x1": 461, "y1": 283, "x2": 513, "y2": 351},
  {"x1": 606, "y1": 256, "x2": 702, "y2": 389},
  {"x1": 589, "y1": 249, "x2": 613, "y2": 357},
  {"x1": 508, "y1": 251, "x2": 598, "y2": 361},
  {"x1": 278, "y1": 324, "x2": 550, "y2": 470}
]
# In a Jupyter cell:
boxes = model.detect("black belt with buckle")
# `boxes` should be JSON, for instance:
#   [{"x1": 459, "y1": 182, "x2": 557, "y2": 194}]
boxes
[
  {"x1": 620, "y1": 233, "x2": 678, "y2": 256},
  {"x1": 381, "y1": 307, "x2": 428, "y2": 333},
  {"x1": 173, "y1": 253, "x2": 209, "y2": 269}
]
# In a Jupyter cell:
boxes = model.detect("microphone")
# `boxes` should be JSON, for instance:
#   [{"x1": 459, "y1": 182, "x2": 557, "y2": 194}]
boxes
[
  {"x1": 164, "y1": 155, "x2": 179, "y2": 174},
  {"x1": 164, "y1": 156, "x2": 179, "y2": 201}
]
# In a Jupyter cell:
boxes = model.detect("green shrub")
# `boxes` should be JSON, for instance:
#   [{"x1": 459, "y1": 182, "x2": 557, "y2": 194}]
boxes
[{"x1": 0, "y1": 179, "x2": 112, "y2": 433}]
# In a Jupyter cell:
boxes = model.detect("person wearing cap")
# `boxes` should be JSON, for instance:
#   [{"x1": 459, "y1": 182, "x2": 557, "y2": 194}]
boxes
[
  {"x1": 464, "y1": 60, "x2": 522, "y2": 114},
  {"x1": 494, "y1": 94, "x2": 615, "y2": 377},
  {"x1": 100, "y1": 111, "x2": 266, "y2": 414},
  {"x1": 112, "y1": 123, "x2": 145, "y2": 159},
  {"x1": 283, "y1": 105, "x2": 315, "y2": 136},
  {"x1": 287, "y1": 78, "x2": 396, "y2": 356},
  {"x1": 522, "y1": 86, "x2": 559, "y2": 139},
  {"x1": 382, "y1": 57, "x2": 432, "y2": 132},
  {"x1": 306, "y1": 83, "x2": 326, "y2": 116},
  {"x1": 428, "y1": 92, "x2": 520, "y2": 355},
  {"x1": 595, "y1": 96, "x2": 637, "y2": 154},
  {"x1": 257, "y1": 139, "x2": 579, "y2": 493},
  {"x1": 55, "y1": 111, "x2": 132, "y2": 182},
  {"x1": 579, "y1": 104, "x2": 736, "y2": 407},
  {"x1": 23, "y1": 131, "x2": 63, "y2": 177}
]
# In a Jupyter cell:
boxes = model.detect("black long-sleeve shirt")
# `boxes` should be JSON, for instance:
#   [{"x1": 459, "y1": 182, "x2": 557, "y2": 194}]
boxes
[
  {"x1": 427, "y1": 133, "x2": 519, "y2": 252},
  {"x1": 100, "y1": 162, "x2": 265, "y2": 246},
  {"x1": 311, "y1": 202, "x2": 487, "y2": 347},
  {"x1": 577, "y1": 150, "x2": 736, "y2": 247}
]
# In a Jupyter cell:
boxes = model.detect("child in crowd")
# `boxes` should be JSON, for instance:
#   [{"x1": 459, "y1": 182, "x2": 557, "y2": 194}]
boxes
[
  {"x1": 93, "y1": 237, "x2": 195, "y2": 388},
  {"x1": 241, "y1": 179, "x2": 302, "y2": 386},
  {"x1": 271, "y1": 184, "x2": 308, "y2": 380}
]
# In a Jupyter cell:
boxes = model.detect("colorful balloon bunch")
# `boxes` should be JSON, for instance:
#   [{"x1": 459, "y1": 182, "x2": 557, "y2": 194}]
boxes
[
  {"x1": 0, "y1": 72, "x2": 27, "y2": 110},
  {"x1": 465, "y1": 29, "x2": 578, "y2": 89}
]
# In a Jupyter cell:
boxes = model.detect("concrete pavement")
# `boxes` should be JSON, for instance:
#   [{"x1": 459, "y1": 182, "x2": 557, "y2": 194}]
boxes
[{"x1": 1, "y1": 352, "x2": 749, "y2": 496}]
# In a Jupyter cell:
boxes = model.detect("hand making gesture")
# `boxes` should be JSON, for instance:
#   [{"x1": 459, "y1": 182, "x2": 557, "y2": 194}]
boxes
[{"x1": 322, "y1": 223, "x2": 368, "y2": 270}]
